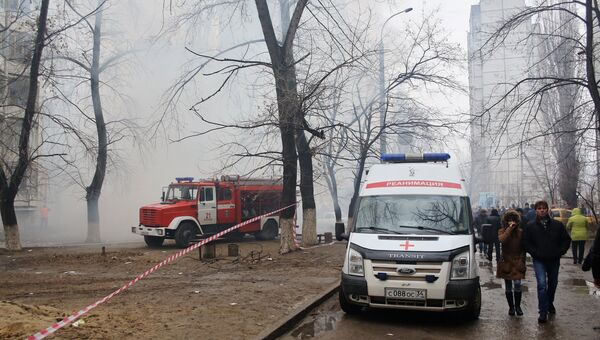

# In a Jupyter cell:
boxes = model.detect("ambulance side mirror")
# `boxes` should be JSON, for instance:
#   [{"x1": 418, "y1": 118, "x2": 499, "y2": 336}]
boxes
[{"x1": 335, "y1": 222, "x2": 348, "y2": 241}]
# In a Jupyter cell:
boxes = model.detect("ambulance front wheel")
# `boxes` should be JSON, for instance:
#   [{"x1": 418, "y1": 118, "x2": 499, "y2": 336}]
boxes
[
  {"x1": 465, "y1": 285, "x2": 481, "y2": 320},
  {"x1": 144, "y1": 235, "x2": 164, "y2": 248},
  {"x1": 338, "y1": 289, "x2": 362, "y2": 314}
]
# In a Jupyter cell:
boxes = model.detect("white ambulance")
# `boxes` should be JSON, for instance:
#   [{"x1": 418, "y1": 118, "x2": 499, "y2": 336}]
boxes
[{"x1": 336, "y1": 153, "x2": 480, "y2": 319}]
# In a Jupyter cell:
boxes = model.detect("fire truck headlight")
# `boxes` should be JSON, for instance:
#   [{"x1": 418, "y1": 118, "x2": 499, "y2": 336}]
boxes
[
  {"x1": 450, "y1": 251, "x2": 470, "y2": 280},
  {"x1": 348, "y1": 248, "x2": 364, "y2": 276}
]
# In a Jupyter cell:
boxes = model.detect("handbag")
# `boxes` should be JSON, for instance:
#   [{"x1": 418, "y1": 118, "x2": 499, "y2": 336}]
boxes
[{"x1": 582, "y1": 251, "x2": 592, "y2": 272}]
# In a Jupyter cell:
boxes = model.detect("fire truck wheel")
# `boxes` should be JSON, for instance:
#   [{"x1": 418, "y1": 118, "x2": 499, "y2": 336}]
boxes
[
  {"x1": 175, "y1": 222, "x2": 197, "y2": 248},
  {"x1": 256, "y1": 220, "x2": 278, "y2": 240},
  {"x1": 144, "y1": 236, "x2": 164, "y2": 248}
]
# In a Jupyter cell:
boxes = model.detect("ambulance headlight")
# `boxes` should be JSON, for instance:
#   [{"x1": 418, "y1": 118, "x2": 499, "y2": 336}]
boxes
[
  {"x1": 450, "y1": 251, "x2": 470, "y2": 280},
  {"x1": 348, "y1": 248, "x2": 364, "y2": 276}
]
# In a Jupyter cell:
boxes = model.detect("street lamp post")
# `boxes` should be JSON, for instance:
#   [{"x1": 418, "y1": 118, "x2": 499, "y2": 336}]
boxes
[{"x1": 379, "y1": 7, "x2": 412, "y2": 157}]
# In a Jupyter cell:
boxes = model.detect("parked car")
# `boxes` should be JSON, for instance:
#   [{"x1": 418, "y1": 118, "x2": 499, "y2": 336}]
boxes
[{"x1": 551, "y1": 208, "x2": 571, "y2": 226}]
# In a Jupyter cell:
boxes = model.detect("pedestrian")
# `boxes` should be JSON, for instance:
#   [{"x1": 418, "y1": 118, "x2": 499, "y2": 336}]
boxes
[
  {"x1": 523, "y1": 202, "x2": 531, "y2": 216},
  {"x1": 522, "y1": 200, "x2": 571, "y2": 323},
  {"x1": 40, "y1": 206, "x2": 49, "y2": 228},
  {"x1": 525, "y1": 205, "x2": 536, "y2": 225},
  {"x1": 582, "y1": 221, "x2": 600, "y2": 287},
  {"x1": 486, "y1": 209, "x2": 501, "y2": 261},
  {"x1": 566, "y1": 208, "x2": 589, "y2": 265},
  {"x1": 474, "y1": 208, "x2": 489, "y2": 255},
  {"x1": 515, "y1": 207, "x2": 528, "y2": 229},
  {"x1": 497, "y1": 210, "x2": 526, "y2": 316}
]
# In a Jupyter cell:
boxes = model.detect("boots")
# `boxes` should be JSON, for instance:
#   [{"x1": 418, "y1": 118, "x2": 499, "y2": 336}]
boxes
[
  {"x1": 514, "y1": 291, "x2": 523, "y2": 316},
  {"x1": 505, "y1": 292, "x2": 515, "y2": 316}
]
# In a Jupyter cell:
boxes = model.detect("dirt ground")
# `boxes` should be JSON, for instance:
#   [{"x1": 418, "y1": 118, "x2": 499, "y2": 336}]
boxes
[{"x1": 0, "y1": 239, "x2": 346, "y2": 339}]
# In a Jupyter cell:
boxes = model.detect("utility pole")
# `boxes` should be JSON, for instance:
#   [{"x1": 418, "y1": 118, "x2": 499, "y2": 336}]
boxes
[{"x1": 378, "y1": 7, "x2": 412, "y2": 157}]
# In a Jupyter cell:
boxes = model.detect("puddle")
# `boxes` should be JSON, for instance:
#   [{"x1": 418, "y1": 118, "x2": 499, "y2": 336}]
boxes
[
  {"x1": 290, "y1": 310, "x2": 344, "y2": 339},
  {"x1": 481, "y1": 280, "x2": 502, "y2": 290},
  {"x1": 563, "y1": 278, "x2": 587, "y2": 287}
]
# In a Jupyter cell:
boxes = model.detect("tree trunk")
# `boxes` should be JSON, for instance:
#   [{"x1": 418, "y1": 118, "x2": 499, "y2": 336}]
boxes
[
  {"x1": 347, "y1": 150, "x2": 368, "y2": 232},
  {"x1": 1, "y1": 198, "x2": 21, "y2": 250},
  {"x1": 254, "y1": 0, "x2": 308, "y2": 254},
  {"x1": 586, "y1": 0, "x2": 600, "y2": 209},
  {"x1": 278, "y1": 106, "x2": 298, "y2": 254},
  {"x1": 85, "y1": 2, "x2": 107, "y2": 243},
  {"x1": 296, "y1": 131, "x2": 317, "y2": 246},
  {"x1": 86, "y1": 197, "x2": 101, "y2": 243},
  {"x1": 0, "y1": 0, "x2": 49, "y2": 250},
  {"x1": 324, "y1": 161, "x2": 343, "y2": 223}
]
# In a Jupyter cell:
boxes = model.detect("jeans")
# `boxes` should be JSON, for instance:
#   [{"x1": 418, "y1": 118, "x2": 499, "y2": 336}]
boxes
[
  {"x1": 487, "y1": 240, "x2": 501, "y2": 261},
  {"x1": 478, "y1": 242, "x2": 487, "y2": 254},
  {"x1": 571, "y1": 240, "x2": 585, "y2": 264},
  {"x1": 532, "y1": 259, "x2": 560, "y2": 315}
]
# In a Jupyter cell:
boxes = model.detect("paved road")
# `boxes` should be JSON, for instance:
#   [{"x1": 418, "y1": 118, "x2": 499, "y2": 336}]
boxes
[{"x1": 282, "y1": 255, "x2": 600, "y2": 339}]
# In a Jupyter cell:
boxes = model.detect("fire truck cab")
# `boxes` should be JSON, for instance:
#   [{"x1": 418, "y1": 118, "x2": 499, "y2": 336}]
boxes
[{"x1": 132, "y1": 176, "x2": 282, "y2": 248}]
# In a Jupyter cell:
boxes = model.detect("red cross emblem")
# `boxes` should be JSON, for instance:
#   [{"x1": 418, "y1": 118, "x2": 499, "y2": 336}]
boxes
[{"x1": 400, "y1": 240, "x2": 415, "y2": 251}]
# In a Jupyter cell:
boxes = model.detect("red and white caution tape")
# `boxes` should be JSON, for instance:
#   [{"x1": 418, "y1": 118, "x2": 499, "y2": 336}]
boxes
[{"x1": 28, "y1": 203, "x2": 296, "y2": 340}]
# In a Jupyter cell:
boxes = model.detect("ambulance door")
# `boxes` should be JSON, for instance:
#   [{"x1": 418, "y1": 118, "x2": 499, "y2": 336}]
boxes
[{"x1": 198, "y1": 186, "x2": 217, "y2": 225}]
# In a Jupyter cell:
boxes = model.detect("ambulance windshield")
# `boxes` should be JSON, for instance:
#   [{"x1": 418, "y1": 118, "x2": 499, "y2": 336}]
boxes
[{"x1": 354, "y1": 195, "x2": 470, "y2": 235}]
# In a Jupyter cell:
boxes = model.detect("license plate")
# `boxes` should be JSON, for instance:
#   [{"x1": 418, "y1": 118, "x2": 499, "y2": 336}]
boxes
[
  {"x1": 140, "y1": 230, "x2": 149, "y2": 235},
  {"x1": 385, "y1": 288, "x2": 426, "y2": 300}
]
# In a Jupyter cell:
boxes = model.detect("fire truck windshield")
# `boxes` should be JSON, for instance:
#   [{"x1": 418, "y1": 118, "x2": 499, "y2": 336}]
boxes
[{"x1": 165, "y1": 185, "x2": 197, "y2": 201}]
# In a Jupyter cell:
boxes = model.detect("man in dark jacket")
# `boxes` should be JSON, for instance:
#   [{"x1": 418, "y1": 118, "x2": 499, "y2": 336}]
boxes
[
  {"x1": 486, "y1": 209, "x2": 501, "y2": 261},
  {"x1": 522, "y1": 200, "x2": 571, "y2": 323}
]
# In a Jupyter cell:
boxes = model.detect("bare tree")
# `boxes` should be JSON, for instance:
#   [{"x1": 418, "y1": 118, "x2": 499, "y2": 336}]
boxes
[
  {"x1": 0, "y1": 0, "x2": 50, "y2": 250},
  {"x1": 41, "y1": 0, "x2": 140, "y2": 243},
  {"x1": 476, "y1": 0, "x2": 600, "y2": 207}
]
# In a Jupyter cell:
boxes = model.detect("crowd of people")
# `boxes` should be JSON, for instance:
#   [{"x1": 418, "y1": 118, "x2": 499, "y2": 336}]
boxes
[{"x1": 473, "y1": 200, "x2": 600, "y2": 323}]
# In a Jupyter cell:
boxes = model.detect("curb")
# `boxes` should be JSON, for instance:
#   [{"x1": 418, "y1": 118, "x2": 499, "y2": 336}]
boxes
[{"x1": 256, "y1": 282, "x2": 340, "y2": 339}]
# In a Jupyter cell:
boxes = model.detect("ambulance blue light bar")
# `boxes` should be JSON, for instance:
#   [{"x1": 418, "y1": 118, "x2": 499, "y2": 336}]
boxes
[
  {"x1": 381, "y1": 153, "x2": 451, "y2": 163},
  {"x1": 175, "y1": 177, "x2": 194, "y2": 182}
]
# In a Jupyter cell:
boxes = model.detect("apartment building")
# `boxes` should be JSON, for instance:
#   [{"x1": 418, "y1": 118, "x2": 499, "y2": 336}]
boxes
[{"x1": 468, "y1": 0, "x2": 548, "y2": 208}]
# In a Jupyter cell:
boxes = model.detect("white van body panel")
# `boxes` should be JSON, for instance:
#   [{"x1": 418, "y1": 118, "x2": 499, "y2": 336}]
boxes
[
  {"x1": 360, "y1": 162, "x2": 467, "y2": 197},
  {"x1": 349, "y1": 233, "x2": 470, "y2": 252}
]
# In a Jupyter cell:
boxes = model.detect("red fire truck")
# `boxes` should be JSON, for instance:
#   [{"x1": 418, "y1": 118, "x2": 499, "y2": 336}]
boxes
[{"x1": 132, "y1": 176, "x2": 283, "y2": 248}]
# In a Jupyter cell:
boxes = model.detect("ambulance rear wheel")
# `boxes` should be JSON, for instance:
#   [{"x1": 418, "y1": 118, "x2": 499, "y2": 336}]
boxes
[
  {"x1": 339, "y1": 289, "x2": 362, "y2": 314},
  {"x1": 144, "y1": 236, "x2": 164, "y2": 248},
  {"x1": 256, "y1": 220, "x2": 278, "y2": 240},
  {"x1": 175, "y1": 223, "x2": 197, "y2": 248}
]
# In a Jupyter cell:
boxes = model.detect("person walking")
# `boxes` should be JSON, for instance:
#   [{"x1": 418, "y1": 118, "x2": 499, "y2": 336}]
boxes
[
  {"x1": 497, "y1": 210, "x2": 526, "y2": 316},
  {"x1": 522, "y1": 200, "x2": 571, "y2": 323},
  {"x1": 582, "y1": 225, "x2": 600, "y2": 288},
  {"x1": 474, "y1": 208, "x2": 489, "y2": 255},
  {"x1": 486, "y1": 209, "x2": 501, "y2": 261},
  {"x1": 566, "y1": 208, "x2": 588, "y2": 264}
]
